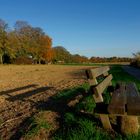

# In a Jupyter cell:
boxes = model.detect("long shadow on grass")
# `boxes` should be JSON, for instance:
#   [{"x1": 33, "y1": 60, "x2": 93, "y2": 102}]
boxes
[
  {"x1": 10, "y1": 112, "x2": 40, "y2": 140},
  {"x1": 0, "y1": 85, "x2": 53, "y2": 102},
  {"x1": 7, "y1": 86, "x2": 53, "y2": 102},
  {"x1": 0, "y1": 84, "x2": 38, "y2": 97},
  {"x1": 35, "y1": 86, "x2": 100, "y2": 139},
  {"x1": 9, "y1": 85, "x2": 100, "y2": 139}
]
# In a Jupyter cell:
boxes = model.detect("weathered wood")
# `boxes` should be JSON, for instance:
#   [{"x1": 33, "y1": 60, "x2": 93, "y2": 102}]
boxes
[
  {"x1": 99, "y1": 114, "x2": 112, "y2": 130},
  {"x1": 85, "y1": 69, "x2": 93, "y2": 79},
  {"x1": 108, "y1": 83, "x2": 126, "y2": 114},
  {"x1": 103, "y1": 71, "x2": 109, "y2": 77},
  {"x1": 126, "y1": 83, "x2": 140, "y2": 115},
  {"x1": 91, "y1": 86, "x2": 103, "y2": 103},
  {"x1": 88, "y1": 79, "x2": 98, "y2": 86},
  {"x1": 90, "y1": 66, "x2": 110, "y2": 78},
  {"x1": 85, "y1": 66, "x2": 140, "y2": 135},
  {"x1": 94, "y1": 74, "x2": 112, "y2": 96},
  {"x1": 86, "y1": 69, "x2": 98, "y2": 86},
  {"x1": 93, "y1": 90, "x2": 104, "y2": 103}
]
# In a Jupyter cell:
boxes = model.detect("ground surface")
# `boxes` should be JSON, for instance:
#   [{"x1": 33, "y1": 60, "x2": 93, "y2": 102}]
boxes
[
  {"x1": 0, "y1": 65, "x2": 93, "y2": 140},
  {"x1": 122, "y1": 66, "x2": 140, "y2": 81}
]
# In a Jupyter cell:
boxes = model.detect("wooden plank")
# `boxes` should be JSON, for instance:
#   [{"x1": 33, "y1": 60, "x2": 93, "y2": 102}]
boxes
[
  {"x1": 93, "y1": 90, "x2": 104, "y2": 103},
  {"x1": 108, "y1": 83, "x2": 126, "y2": 114},
  {"x1": 94, "y1": 74, "x2": 113, "y2": 95},
  {"x1": 88, "y1": 79, "x2": 98, "y2": 86},
  {"x1": 126, "y1": 83, "x2": 140, "y2": 115},
  {"x1": 86, "y1": 69, "x2": 98, "y2": 86},
  {"x1": 90, "y1": 86, "x2": 103, "y2": 103},
  {"x1": 103, "y1": 72, "x2": 109, "y2": 77},
  {"x1": 99, "y1": 114, "x2": 112, "y2": 130},
  {"x1": 90, "y1": 66, "x2": 110, "y2": 78},
  {"x1": 85, "y1": 69, "x2": 93, "y2": 79}
]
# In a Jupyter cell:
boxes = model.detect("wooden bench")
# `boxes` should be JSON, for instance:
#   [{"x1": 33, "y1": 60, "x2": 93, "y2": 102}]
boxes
[{"x1": 86, "y1": 66, "x2": 140, "y2": 134}]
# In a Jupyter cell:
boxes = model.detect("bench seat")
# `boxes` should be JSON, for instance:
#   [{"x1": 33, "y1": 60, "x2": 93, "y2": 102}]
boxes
[{"x1": 108, "y1": 83, "x2": 140, "y2": 115}]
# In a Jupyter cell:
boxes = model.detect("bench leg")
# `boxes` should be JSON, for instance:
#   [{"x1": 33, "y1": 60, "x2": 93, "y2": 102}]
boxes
[
  {"x1": 99, "y1": 114, "x2": 112, "y2": 130},
  {"x1": 120, "y1": 116, "x2": 139, "y2": 135}
]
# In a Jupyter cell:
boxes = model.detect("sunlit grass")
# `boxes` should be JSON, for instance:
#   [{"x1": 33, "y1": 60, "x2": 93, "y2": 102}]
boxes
[
  {"x1": 23, "y1": 112, "x2": 50, "y2": 139},
  {"x1": 110, "y1": 66, "x2": 140, "y2": 90}
]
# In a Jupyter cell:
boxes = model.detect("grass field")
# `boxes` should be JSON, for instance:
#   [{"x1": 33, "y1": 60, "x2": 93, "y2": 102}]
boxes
[{"x1": 0, "y1": 65, "x2": 140, "y2": 140}]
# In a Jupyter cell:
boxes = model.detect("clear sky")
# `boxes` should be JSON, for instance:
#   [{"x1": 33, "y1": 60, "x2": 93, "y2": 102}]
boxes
[{"x1": 0, "y1": 0, "x2": 140, "y2": 57}]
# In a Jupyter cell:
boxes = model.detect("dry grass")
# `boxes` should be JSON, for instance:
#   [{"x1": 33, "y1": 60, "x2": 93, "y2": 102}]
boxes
[{"x1": 0, "y1": 64, "x2": 93, "y2": 140}]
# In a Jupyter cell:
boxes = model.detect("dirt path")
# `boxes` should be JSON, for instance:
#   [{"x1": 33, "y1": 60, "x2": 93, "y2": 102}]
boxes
[{"x1": 122, "y1": 65, "x2": 140, "y2": 81}]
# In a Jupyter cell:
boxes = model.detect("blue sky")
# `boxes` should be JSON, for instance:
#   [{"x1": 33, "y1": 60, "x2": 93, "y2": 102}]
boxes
[{"x1": 0, "y1": 0, "x2": 140, "y2": 57}]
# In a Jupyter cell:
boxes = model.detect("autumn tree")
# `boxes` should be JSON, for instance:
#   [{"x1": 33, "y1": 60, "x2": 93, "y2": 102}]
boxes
[
  {"x1": 5, "y1": 31, "x2": 19, "y2": 62},
  {"x1": 53, "y1": 46, "x2": 72, "y2": 63},
  {"x1": 41, "y1": 35, "x2": 53, "y2": 63},
  {"x1": 72, "y1": 54, "x2": 89, "y2": 63},
  {"x1": 0, "y1": 19, "x2": 8, "y2": 64},
  {"x1": 13, "y1": 21, "x2": 53, "y2": 64},
  {"x1": 14, "y1": 21, "x2": 34, "y2": 57}
]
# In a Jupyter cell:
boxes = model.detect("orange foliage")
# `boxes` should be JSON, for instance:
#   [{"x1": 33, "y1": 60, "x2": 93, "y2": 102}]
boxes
[{"x1": 41, "y1": 35, "x2": 53, "y2": 62}]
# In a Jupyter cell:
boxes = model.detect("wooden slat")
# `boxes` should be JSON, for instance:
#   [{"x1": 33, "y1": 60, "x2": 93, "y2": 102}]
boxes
[
  {"x1": 90, "y1": 86, "x2": 103, "y2": 103},
  {"x1": 88, "y1": 79, "x2": 98, "y2": 86},
  {"x1": 103, "y1": 72, "x2": 109, "y2": 77},
  {"x1": 94, "y1": 74, "x2": 113, "y2": 95},
  {"x1": 93, "y1": 90, "x2": 104, "y2": 103},
  {"x1": 90, "y1": 66, "x2": 110, "y2": 78},
  {"x1": 85, "y1": 69, "x2": 93, "y2": 79},
  {"x1": 86, "y1": 69, "x2": 98, "y2": 86},
  {"x1": 99, "y1": 114, "x2": 112, "y2": 130},
  {"x1": 108, "y1": 83, "x2": 126, "y2": 114},
  {"x1": 126, "y1": 83, "x2": 140, "y2": 115}
]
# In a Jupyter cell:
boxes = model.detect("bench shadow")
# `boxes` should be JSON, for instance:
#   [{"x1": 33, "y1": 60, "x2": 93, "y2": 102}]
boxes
[
  {"x1": 7, "y1": 86, "x2": 53, "y2": 102},
  {"x1": 0, "y1": 84, "x2": 38, "y2": 97},
  {"x1": 10, "y1": 86, "x2": 100, "y2": 139}
]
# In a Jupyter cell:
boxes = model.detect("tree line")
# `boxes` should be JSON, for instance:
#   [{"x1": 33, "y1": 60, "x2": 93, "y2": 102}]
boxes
[
  {"x1": 0, "y1": 19, "x2": 53, "y2": 64},
  {"x1": 53, "y1": 46, "x2": 132, "y2": 63},
  {"x1": 0, "y1": 19, "x2": 132, "y2": 64}
]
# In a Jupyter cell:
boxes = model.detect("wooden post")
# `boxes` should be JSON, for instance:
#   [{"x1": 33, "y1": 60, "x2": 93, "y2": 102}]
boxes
[
  {"x1": 120, "y1": 116, "x2": 139, "y2": 135},
  {"x1": 99, "y1": 114, "x2": 112, "y2": 130}
]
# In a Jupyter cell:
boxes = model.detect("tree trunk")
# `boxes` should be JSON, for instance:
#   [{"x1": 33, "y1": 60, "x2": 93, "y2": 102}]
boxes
[
  {"x1": 38, "y1": 59, "x2": 41, "y2": 64},
  {"x1": 0, "y1": 54, "x2": 3, "y2": 64}
]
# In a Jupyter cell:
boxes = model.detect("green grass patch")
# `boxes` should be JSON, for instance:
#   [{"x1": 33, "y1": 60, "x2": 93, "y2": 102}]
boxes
[
  {"x1": 57, "y1": 63, "x2": 126, "y2": 67},
  {"x1": 23, "y1": 112, "x2": 50, "y2": 139},
  {"x1": 53, "y1": 83, "x2": 89, "y2": 101},
  {"x1": 53, "y1": 83, "x2": 96, "y2": 113},
  {"x1": 75, "y1": 94, "x2": 96, "y2": 113},
  {"x1": 61, "y1": 63, "x2": 108, "y2": 66},
  {"x1": 53, "y1": 112, "x2": 111, "y2": 140},
  {"x1": 110, "y1": 66, "x2": 140, "y2": 90}
]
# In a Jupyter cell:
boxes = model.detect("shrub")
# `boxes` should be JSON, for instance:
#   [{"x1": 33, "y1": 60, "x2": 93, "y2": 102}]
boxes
[
  {"x1": 131, "y1": 60, "x2": 140, "y2": 68},
  {"x1": 12, "y1": 56, "x2": 33, "y2": 64}
]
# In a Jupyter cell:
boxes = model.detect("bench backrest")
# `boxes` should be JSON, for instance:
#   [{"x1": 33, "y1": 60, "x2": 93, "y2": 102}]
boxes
[{"x1": 86, "y1": 66, "x2": 112, "y2": 103}]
